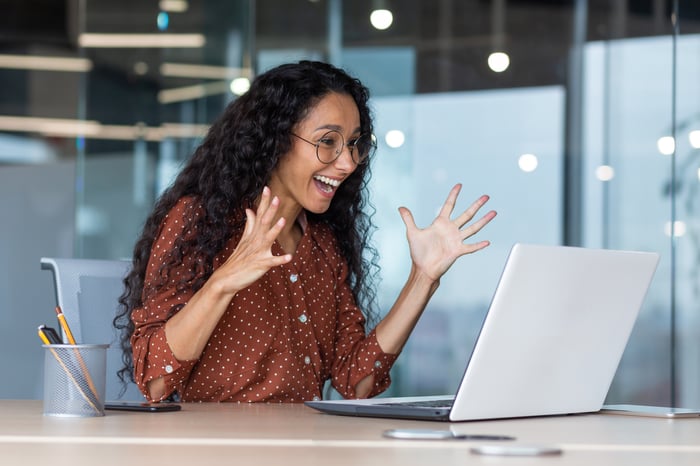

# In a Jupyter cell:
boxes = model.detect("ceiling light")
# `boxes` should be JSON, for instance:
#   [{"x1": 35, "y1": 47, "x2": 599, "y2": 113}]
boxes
[
  {"x1": 518, "y1": 153, "x2": 538, "y2": 172},
  {"x1": 160, "y1": 62, "x2": 252, "y2": 80},
  {"x1": 657, "y1": 136, "x2": 675, "y2": 155},
  {"x1": 230, "y1": 78, "x2": 251, "y2": 96},
  {"x1": 133, "y1": 62, "x2": 149, "y2": 75},
  {"x1": 78, "y1": 33, "x2": 205, "y2": 48},
  {"x1": 0, "y1": 54, "x2": 92, "y2": 72},
  {"x1": 664, "y1": 220, "x2": 686, "y2": 238},
  {"x1": 385, "y1": 130, "x2": 405, "y2": 148},
  {"x1": 160, "y1": 123, "x2": 209, "y2": 139},
  {"x1": 488, "y1": 52, "x2": 510, "y2": 72},
  {"x1": 0, "y1": 116, "x2": 100, "y2": 136},
  {"x1": 0, "y1": 115, "x2": 209, "y2": 141},
  {"x1": 595, "y1": 165, "x2": 615, "y2": 181},
  {"x1": 370, "y1": 9, "x2": 393, "y2": 30},
  {"x1": 158, "y1": 81, "x2": 231, "y2": 104},
  {"x1": 159, "y1": 0, "x2": 189, "y2": 13},
  {"x1": 689, "y1": 130, "x2": 700, "y2": 149}
]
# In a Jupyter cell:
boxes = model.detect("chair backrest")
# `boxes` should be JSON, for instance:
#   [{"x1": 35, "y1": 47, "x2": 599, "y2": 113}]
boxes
[{"x1": 40, "y1": 257, "x2": 145, "y2": 402}]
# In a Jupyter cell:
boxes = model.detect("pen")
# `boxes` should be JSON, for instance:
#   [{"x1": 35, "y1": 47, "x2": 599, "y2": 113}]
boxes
[{"x1": 38, "y1": 325, "x2": 62, "y2": 344}]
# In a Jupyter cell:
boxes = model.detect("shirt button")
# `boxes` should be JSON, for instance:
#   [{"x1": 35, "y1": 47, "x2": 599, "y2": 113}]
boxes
[
  {"x1": 165, "y1": 364, "x2": 174, "y2": 374},
  {"x1": 289, "y1": 273, "x2": 298, "y2": 283},
  {"x1": 298, "y1": 314, "x2": 308, "y2": 323},
  {"x1": 304, "y1": 356, "x2": 311, "y2": 365},
  {"x1": 374, "y1": 360, "x2": 382, "y2": 369}
]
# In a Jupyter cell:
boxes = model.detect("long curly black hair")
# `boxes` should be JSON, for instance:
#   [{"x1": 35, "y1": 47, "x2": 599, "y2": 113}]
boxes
[{"x1": 114, "y1": 60, "x2": 381, "y2": 387}]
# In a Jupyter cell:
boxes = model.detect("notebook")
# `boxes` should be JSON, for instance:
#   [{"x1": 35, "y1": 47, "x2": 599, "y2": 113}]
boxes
[{"x1": 305, "y1": 243, "x2": 660, "y2": 422}]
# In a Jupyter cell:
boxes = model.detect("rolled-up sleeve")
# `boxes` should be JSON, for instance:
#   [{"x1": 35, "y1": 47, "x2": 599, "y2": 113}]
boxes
[
  {"x1": 130, "y1": 198, "x2": 201, "y2": 401},
  {"x1": 329, "y1": 255, "x2": 398, "y2": 399}
]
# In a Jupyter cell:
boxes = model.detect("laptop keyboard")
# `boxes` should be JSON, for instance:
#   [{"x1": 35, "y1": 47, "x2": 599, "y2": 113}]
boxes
[{"x1": 379, "y1": 399, "x2": 454, "y2": 409}]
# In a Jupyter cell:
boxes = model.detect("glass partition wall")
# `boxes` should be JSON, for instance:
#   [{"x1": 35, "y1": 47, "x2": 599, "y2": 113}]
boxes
[
  {"x1": 2, "y1": 0, "x2": 698, "y2": 407},
  {"x1": 74, "y1": 0, "x2": 254, "y2": 259},
  {"x1": 581, "y1": 1, "x2": 700, "y2": 407}
]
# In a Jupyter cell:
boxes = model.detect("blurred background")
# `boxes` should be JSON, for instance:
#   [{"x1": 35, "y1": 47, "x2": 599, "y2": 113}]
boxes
[{"x1": 1, "y1": 0, "x2": 699, "y2": 407}]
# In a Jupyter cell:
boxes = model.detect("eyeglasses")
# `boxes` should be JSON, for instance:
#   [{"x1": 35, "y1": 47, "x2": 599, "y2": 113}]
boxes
[{"x1": 292, "y1": 130, "x2": 376, "y2": 165}]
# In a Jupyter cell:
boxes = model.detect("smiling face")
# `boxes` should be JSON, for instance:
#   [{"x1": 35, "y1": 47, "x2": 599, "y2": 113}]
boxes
[{"x1": 268, "y1": 92, "x2": 362, "y2": 215}]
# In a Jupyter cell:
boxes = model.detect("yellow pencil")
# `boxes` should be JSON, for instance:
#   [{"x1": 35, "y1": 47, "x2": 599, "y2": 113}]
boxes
[
  {"x1": 54, "y1": 306, "x2": 77, "y2": 344},
  {"x1": 37, "y1": 327, "x2": 52, "y2": 346},
  {"x1": 53, "y1": 306, "x2": 101, "y2": 405}
]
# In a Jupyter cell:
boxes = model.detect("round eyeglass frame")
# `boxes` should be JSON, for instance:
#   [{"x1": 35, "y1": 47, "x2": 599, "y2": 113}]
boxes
[{"x1": 292, "y1": 130, "x2": 376, "y2": 165}]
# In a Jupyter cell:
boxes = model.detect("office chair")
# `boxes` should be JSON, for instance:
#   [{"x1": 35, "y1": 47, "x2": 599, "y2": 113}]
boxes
[{"x1": 40, "y1": 257, "x2": 145, "y2": 402}]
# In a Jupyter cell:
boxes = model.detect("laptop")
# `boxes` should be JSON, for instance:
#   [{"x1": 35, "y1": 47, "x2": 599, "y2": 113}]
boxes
[{"x1": 305, "y1": 243, "x2": 660, "y2": 422}]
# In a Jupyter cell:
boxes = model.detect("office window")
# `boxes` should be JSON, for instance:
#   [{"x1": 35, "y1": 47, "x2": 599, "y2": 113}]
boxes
[{"x1": 1, "y1": 0, "x2": 699, "y2": 406}]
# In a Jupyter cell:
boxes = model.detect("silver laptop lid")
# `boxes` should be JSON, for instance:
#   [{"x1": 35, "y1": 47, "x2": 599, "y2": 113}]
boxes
[{"x1": 449, "y1": 243, "x2": 659, "y2": 421}]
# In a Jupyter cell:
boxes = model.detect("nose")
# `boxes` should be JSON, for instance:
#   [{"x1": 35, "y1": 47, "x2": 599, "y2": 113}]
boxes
[{"x1": 333, "y1": 144, "x2": 357, "y2": 171}]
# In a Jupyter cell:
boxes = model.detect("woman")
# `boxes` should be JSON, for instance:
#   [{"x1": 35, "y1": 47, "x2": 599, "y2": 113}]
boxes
[{"x1": 115, "y1": 60, "x2": 496, "y2": 402}]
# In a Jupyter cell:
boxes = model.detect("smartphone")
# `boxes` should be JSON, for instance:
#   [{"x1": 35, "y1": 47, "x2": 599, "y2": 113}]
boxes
[
  {"x1": 601, "y1": 404, "x2": 700, "y2": 418},
  {"x1": 104, "y1": 401, "x2": 181, "y2": 412},
  {"x1": 383, "y1": 429, "x2": 457, "y2": 440},
  {"x1": 470, "y1": 445, "x2": 562, "y2": 456},
  {"x1": 383, "y1": 429, "x2": 514, "y2": 441}
]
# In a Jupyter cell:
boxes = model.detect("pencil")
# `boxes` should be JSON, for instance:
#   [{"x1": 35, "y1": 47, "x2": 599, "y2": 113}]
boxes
[
  {"x1": 53, "y1": 306, "x2": 101, "y2": 405},
  {"x1": 37, "y1": 326, "x2": 52, "y2": 346},
  {"x1": 54, "y1": 306, "x2": 77, "y2": 344}
]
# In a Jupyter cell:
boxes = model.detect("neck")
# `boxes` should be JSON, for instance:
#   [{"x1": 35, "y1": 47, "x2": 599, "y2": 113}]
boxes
[
  {"x1": 275, "y1": 201, "x2": 302, "y2": 238},
  {"x1": 271, "y1": 197, "x2": 304, "y2": 255}
]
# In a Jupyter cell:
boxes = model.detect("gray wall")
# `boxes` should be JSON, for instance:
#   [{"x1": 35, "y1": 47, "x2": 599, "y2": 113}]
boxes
[{"x1": 0, "y1": 161, "x2": 75, "y2": 399}]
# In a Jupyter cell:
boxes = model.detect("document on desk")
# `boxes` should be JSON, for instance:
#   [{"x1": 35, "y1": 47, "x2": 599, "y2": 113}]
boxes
[{"x1": 601, "y1": 404, "x2": 700, "y2": 418}]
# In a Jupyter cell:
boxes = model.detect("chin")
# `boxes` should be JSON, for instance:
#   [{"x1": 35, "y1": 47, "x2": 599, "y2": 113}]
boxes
[{"x1": 306, "y1": 204, "x2": 332, "y2": 215}]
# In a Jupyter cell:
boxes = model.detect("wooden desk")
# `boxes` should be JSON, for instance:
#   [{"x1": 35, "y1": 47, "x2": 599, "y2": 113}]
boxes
[{"x1": 1, "y1": 400, "x2": 699, "y2": 465}]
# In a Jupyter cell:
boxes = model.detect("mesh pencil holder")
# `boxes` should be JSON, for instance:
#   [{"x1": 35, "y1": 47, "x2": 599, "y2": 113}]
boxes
[{"x1": 42, "y1": 344, "x2": 108, "y2": 417}]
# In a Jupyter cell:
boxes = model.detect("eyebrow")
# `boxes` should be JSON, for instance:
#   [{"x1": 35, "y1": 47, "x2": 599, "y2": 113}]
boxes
[{"x1": 313, "y1": 124, "x2": 362, "y2": 134}]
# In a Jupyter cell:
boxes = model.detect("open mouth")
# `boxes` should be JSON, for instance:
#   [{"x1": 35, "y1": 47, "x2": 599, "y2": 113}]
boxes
[{"x1": 313, "y1": 175, "x2": 341, "y2": 194}]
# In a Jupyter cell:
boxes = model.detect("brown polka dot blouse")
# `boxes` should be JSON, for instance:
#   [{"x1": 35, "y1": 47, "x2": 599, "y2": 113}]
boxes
[{"x1": 131, "y1": 197, "x2": 397, "y2": 402}]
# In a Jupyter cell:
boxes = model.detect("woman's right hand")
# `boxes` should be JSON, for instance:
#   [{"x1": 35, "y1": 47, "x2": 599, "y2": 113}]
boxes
[
  {"x1": 210, "y1": 186, "x2": 293, "y2": 296},
  {"x1": 158, "y1": 187, "x2": 292, "y2": 383}
]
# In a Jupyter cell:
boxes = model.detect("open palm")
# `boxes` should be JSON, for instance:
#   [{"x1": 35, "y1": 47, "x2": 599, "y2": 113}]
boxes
[{"x1": 398, "y1": 184, "x2": 496, "y2": 282}]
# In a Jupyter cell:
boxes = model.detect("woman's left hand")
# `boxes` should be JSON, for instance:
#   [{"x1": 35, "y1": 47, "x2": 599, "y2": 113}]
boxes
[{"x1": 398, "y1": 184, "x2": 496, "y2": 282}]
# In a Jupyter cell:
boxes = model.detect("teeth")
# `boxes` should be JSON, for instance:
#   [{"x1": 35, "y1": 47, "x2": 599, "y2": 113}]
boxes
[{"x1": 314, "y1": 175, "x2": 340, "y2": 187}]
